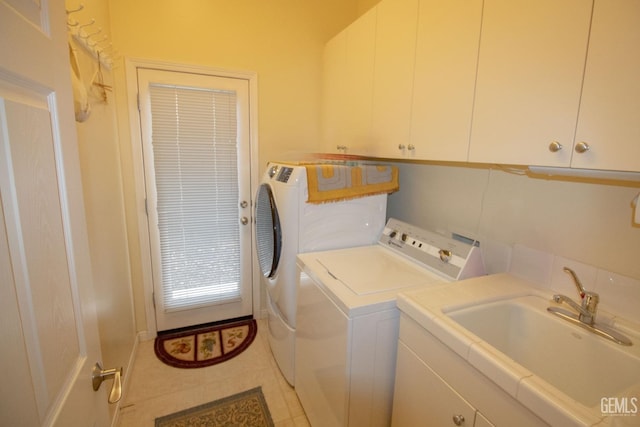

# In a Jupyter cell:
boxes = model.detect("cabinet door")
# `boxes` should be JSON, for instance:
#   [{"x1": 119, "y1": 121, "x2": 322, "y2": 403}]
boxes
[
  {"x1": 572, "y1": 0, "x2": 640, "y2": 172},
  {"x1": 322, "y1": 29, "x2": 349, "y2": 154},
  {"x1": 345, "y1": 7, "x2": 377, "y2": 155},
  {"x1": 475, "y1": 412, "x2": 496, "y2": 427},
  {"x1": 321, "y1": 9, "x2": 377, "y2": 156},
  {"x1": 410, "y1": 0, "x2": 483, "y2": 161},
  {"x1": 468, "y1": 0, "x2": 592, "y2": 166},
  {"x1": 370, "y1": 0, "x2": 419, "y2": 158},
  {"x1": 392, "y1": 342, "x2": 476, "y2": 426}
]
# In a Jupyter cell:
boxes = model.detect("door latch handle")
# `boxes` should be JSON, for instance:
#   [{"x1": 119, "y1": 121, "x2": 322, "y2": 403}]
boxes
[{"x1": 92, "y1": 362, "x2": 123, "y2": 404}]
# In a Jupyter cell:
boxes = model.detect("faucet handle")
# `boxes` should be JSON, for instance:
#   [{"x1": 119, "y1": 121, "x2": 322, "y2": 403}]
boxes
[
  {"x1": 563, "y1": 267, "x2": 586, "y2": 299},
  {"x1": 583, "y1": 291, "x2": 599, "y2": 313}
]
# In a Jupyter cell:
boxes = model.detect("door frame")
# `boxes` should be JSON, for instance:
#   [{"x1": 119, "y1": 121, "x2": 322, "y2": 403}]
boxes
[{"x1": 123, "y1": 58, "x2": 259, "y2": 338}]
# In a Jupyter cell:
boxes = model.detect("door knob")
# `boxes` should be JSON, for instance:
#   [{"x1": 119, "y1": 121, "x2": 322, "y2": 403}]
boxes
[{"x1": 92, "y1": 362, "x2": 123, "y2": 404}]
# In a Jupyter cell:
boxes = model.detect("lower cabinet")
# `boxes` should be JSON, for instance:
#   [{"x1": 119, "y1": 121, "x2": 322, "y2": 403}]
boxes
[
  {"x1": 391, "y1": 315, "x2": 546, "y2": 427},
  {"x1": 392, "y1": 342, "x2": 487, "y2": 426}
]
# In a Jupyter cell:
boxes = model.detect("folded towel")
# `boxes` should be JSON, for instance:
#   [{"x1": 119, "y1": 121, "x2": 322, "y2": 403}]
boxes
[{"x1": 305, "y1": 164, "x2": 399, "y2": 203}]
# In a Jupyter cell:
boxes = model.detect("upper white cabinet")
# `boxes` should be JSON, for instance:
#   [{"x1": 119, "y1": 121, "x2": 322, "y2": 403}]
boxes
[
  {"x1": 321, "y1": 7, "x2": 377, "y2": 156},
  {"x1": 321, "y1": 0, "x2": 639, "y2": 173},
  {"x1": 571, "y1": 0, "x2": 640, "y2": 172},
  {"x1": 468, "y1": 0, "x2": 592, "y2": 167},
  {"x1": 370, "y1": 0, "x2": 419, "y2": 158},
  {"x1": 321, "y1": 29, "x2": 348, "y2": 154},
  {"x1": 409, "y1": 0, "x2": 483, "y2": 161}
]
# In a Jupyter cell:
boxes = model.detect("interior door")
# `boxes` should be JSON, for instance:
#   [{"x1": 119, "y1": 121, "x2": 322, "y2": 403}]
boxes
[
  {"x1": 137, "y1": 68, "x2": 253, "y2": 331},
  {"x1": 0, "y1": 0, "x2": 109, "y2": 426}
]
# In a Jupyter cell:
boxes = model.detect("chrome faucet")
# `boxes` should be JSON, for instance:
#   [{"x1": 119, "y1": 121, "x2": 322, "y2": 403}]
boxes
[
  {"x1": 547, "y1": 267, "x2": 632, "y2": 346},
  {"x1": 554, "y1": 267, "x2": 599, "y2": 325}
]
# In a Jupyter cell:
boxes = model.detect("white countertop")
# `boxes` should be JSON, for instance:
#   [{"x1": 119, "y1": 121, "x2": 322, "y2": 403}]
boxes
[{"x1": 396, "y1": 273, "x2": 640, "y2": 427}]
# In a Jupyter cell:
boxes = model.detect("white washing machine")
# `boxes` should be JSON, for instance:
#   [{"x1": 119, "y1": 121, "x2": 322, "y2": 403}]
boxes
[
  {"x1": 254, "y1": 162, "x2": 388, "y2": 385},
  {"x1": 295, "y1": 218, "x2": 485, "y2": 427}
]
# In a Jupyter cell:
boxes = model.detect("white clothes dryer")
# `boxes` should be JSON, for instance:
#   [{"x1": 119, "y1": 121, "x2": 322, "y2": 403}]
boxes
[
  {"x1": 255, "y1": 162, "x2": 387, "y2": 385},
  {"x1": 295, "y1": 218, "x2": 485, "y2": 427}
]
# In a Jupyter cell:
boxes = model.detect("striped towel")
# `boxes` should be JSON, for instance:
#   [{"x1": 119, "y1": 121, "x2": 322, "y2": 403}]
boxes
[{"x1": 305, "y1": 164, "x2": 399, "y2": 203}]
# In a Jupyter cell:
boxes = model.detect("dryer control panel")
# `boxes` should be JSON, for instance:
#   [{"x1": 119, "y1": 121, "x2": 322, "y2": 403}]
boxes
[
  {"x1": 276, "y1": 167, "x2": 293, "y2": 183},
  {"x1": 379, "y1": 218, "x2": 485, "y2": 280},
  {"x1": 267, "y1": 164, "x2": 295, "y2": 183}
]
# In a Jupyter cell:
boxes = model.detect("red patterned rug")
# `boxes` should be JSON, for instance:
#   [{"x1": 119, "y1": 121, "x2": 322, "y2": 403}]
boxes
[{"x1": 154, "y1": 318, "x2": 257, "y2": 369}]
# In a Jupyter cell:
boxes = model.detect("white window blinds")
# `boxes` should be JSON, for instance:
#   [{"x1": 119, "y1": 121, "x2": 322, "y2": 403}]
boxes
[{"x1": 149, "y1": 83, "x2": 240, "y2": 312}]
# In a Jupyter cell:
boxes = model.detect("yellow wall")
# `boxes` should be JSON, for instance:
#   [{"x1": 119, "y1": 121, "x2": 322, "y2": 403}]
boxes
[
  {"x1": 357, "y1": 0, "x2": 383, "y2": 15},
  {"x1": 109, "y1": 0, "x2": 360, "y2": 166},
  {"x1": 108, "y1": 0, "x2": 361, "y2": 331},
  {"x1": 66, "y1": 0, "x2": 135, "y2": 422},
  {"x1": 103, "y1": 0, "x2": 639, "y2": 339}
]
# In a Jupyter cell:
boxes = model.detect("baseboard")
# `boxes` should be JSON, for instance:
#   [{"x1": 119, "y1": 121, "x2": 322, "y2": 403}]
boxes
[{"x1": 138, "y1": 329, "x2": 157, "y2": 341}]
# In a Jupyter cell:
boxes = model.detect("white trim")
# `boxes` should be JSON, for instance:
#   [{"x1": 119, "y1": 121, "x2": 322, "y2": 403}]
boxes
[
  {"x1": 124, "y1": 58, "x2": 260, "y2": 336},
  {"x1": 109, "y1": 331, "x2": 143, "y2": 427}
]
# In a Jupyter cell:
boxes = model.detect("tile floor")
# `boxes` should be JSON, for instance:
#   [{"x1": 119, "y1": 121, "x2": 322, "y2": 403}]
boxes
[{"x1": 116, "y1": 319, "x2": 310, "y2": 426}]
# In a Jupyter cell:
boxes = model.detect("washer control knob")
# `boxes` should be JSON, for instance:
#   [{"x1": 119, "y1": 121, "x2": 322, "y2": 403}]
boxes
[
  {"x1": 401, "y1": 233, "x2": 408, "y2": 242},
  {"x1": 439, "y1": 249, "x2": 452, "y2": 263},
  {"x1": 389, "y1": 230, "x2": 397, "y2": 238}
]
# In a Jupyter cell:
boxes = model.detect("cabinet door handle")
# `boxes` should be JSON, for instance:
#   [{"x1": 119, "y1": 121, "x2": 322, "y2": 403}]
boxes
[
  {"x1": 575, "y1": 141, "x2": 590, "y2": 153},
  {"x1": 398, "y1": 144, "x2": 406, "y2": 150},
  {"x1": 452, "y1": 414, "x2": 465, "y2": 425},
  {"x1": 548, "y1": 141, "x2": 563, "y2": 152}
]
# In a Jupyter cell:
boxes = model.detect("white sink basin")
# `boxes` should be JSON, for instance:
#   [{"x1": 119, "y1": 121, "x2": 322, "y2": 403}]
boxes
[{"x1": 445, "y1": 295, "x2": 640, "y2": 407}]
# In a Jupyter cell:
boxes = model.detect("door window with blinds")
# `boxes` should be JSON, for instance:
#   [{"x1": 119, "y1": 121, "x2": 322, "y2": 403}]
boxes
[{"x1": 137, "y1": 68, "x2": 252, "y2": 331}]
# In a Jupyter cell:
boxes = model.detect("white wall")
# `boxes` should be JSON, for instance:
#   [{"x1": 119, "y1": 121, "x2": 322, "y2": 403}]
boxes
[{"x1": 387, "y1": 162, "x2": 640, "y2": 280}]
